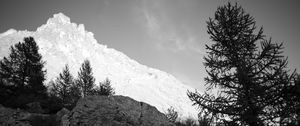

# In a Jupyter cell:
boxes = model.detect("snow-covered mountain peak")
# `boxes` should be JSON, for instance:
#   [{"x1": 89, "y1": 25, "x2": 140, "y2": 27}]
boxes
[
  {"x1": 47, "y1": 13, "x2": 71, "y2": 25},
  {"x1": 0, "y1": 13, "x2": 199, "y2": 121},
  {"x1": 38, "y1": 13, "x2": 90, "y2": 40}
]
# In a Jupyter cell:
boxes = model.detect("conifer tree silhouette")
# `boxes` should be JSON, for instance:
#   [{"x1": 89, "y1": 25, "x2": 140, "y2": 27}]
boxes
[
  {"x1": 0, "y1": 37, "x2": 47, "y2": 107},
  {"x1": 76, "y1": 60, "x2": 95, "y2": 97},
  {"x1": 188, "y1": 3, "x2": 296, "y2": 125}
]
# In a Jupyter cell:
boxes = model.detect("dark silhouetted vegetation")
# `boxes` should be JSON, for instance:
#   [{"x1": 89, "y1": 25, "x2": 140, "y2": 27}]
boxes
[
  {"x1": 49, "y1": 61, "x2": 115, "y2": 111},
  {"x1": 76, "y1": 59, "x2": 96, "y2": 98},
  {"x1": 49, "y1": 65, "x2": 80, "y2": 110},
  {"x1": 165, "y1": 107, "x2": 213, "y2": 126},
  {"x1": 198, "y1": 113, "x2": 212, "y2": 126},
  {"x1": 93, "y1": 78, "x2": 115, "y2": 96},
  {"x1": 165, "y1": 106, "x2": 178, "y2": 123},
  {"x1": 188, "y1": 2, "x2": 299, "y2": 126},
  {"x1": 175, "y1": 118, "x2": 198, "y2": 126},
  {"x1": 49, "y1": 60, "x2": 115, "y2": 110},
  {"x1": 280, "y1": 74, "x2": 300, "y2": 124},
  {"x1": 0, "y1": 37, "x2": 47, "y2": 109}
]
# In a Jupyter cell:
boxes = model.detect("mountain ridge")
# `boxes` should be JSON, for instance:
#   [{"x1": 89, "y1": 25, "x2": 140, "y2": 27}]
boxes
[{"x1": 0, "y1": 13, "x2": 198, "y2": 120}]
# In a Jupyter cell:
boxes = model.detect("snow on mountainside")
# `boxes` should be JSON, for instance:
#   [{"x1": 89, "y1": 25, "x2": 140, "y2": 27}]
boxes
[{"x1": 0, "y1": 13, "x2": 198, "y2": 120}]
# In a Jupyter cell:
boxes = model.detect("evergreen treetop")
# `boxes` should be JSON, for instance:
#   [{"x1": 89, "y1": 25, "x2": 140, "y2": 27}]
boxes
[
  {"x1": 51, "y1": 65, "x2": 73, "y2": 102},
  {"x1": 94, "y1": 78, "x2": 115, "y2": 96},
  {"x1": 76, "y1": 59, "x2": 95, "y2": 97}
]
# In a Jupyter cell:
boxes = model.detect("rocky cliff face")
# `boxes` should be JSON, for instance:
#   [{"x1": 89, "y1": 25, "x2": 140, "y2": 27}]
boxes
[
  {"x1": 62, "y1": 95, "x2": 174, "y2": 126},
  {"x1": 0, "y1": 13, "x2": 198, "y2": 120}
]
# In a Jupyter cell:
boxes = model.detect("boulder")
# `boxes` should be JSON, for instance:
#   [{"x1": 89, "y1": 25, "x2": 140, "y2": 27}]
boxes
[
  {"x1": 56, "y1": 108, "x2": 70, "y2": 126},
  {"x1": 62, "y1": 95, "x2": 174, "y2": 126}
]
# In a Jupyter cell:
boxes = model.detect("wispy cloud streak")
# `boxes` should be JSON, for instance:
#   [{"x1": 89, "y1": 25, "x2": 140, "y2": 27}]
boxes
[{"x1": 142, "y1": 5, "x2": 204, "y2": 54}]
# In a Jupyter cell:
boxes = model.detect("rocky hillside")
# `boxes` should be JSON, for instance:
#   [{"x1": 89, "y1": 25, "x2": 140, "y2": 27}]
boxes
[
  {"x1": 63, "y1": 95, "x2": 174, "y2": 126},
  {"x1": 0, "y1": 95, "x2": 174, "y2": 126}
]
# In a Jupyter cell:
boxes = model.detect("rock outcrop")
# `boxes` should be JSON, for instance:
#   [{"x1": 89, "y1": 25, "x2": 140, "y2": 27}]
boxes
[
  {"x1": 56, "y1": 108, "x2": 70, "y2": 126},
  {"x1": 0, "y1": 104, "x2": 31, "y2": 126},
  {"x1": 62, "y1": 95, "x2": 174, "y2": 126},
  {"x1": 0, "y1": 95, "x2": 174, "y2": 126},
  {"x1": 0, "y1": 105, "x2": 69, "y2": 126}
]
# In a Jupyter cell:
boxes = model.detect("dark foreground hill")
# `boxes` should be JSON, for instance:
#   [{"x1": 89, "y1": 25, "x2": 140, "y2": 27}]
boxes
[{"x1": 0, "y1": 95, "x2": 174, "y2": 126}]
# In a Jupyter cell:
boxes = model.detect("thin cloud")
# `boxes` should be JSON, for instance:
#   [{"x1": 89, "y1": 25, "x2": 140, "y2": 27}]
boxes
[{"x1": 142, "y1": 7, "x2": 204, "y2": 54}]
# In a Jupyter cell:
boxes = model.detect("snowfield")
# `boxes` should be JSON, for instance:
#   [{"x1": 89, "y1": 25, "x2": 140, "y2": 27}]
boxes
[{"x1": 0, "y1": 13, "x2": 199, "y2": 120}]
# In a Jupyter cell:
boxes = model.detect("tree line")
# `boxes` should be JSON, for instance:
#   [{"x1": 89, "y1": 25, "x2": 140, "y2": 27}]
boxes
[{"x1": 0, "y1": 37, "x2": 114, "y2": 113}]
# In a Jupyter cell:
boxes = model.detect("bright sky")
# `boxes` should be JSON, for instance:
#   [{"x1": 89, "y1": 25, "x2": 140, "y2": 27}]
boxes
[{"x1": 0, "y1": 0, "x2": 299, "y2": 91}]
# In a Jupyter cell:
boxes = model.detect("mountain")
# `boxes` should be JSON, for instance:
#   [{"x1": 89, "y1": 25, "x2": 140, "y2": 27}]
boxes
[{"x1": 0, "y1": 13, "x2": 198, "y2": 120}]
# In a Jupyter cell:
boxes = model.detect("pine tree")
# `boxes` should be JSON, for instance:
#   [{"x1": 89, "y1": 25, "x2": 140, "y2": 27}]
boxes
[
  {"x1": 23, "y1": 37, "x2": 47, "y2": 95},
  {"x1": 165, "y1": 106, "x2": 178, "y2": 123},
  {"x1": 187, "y1": 3, "x2": 296, "y2": 125},
  {"x1": 93, "y1": 78, "x2": 115, "y2": 96},
  {"x1": 50, "y1": 65, "x2": 74, "y2": 107},
  {"x1": 0, "y1": 37, "x2": 47, "y2": 107},
  {"x1": 76, "y1": 60, "x2": 95, "y2": 97}
]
